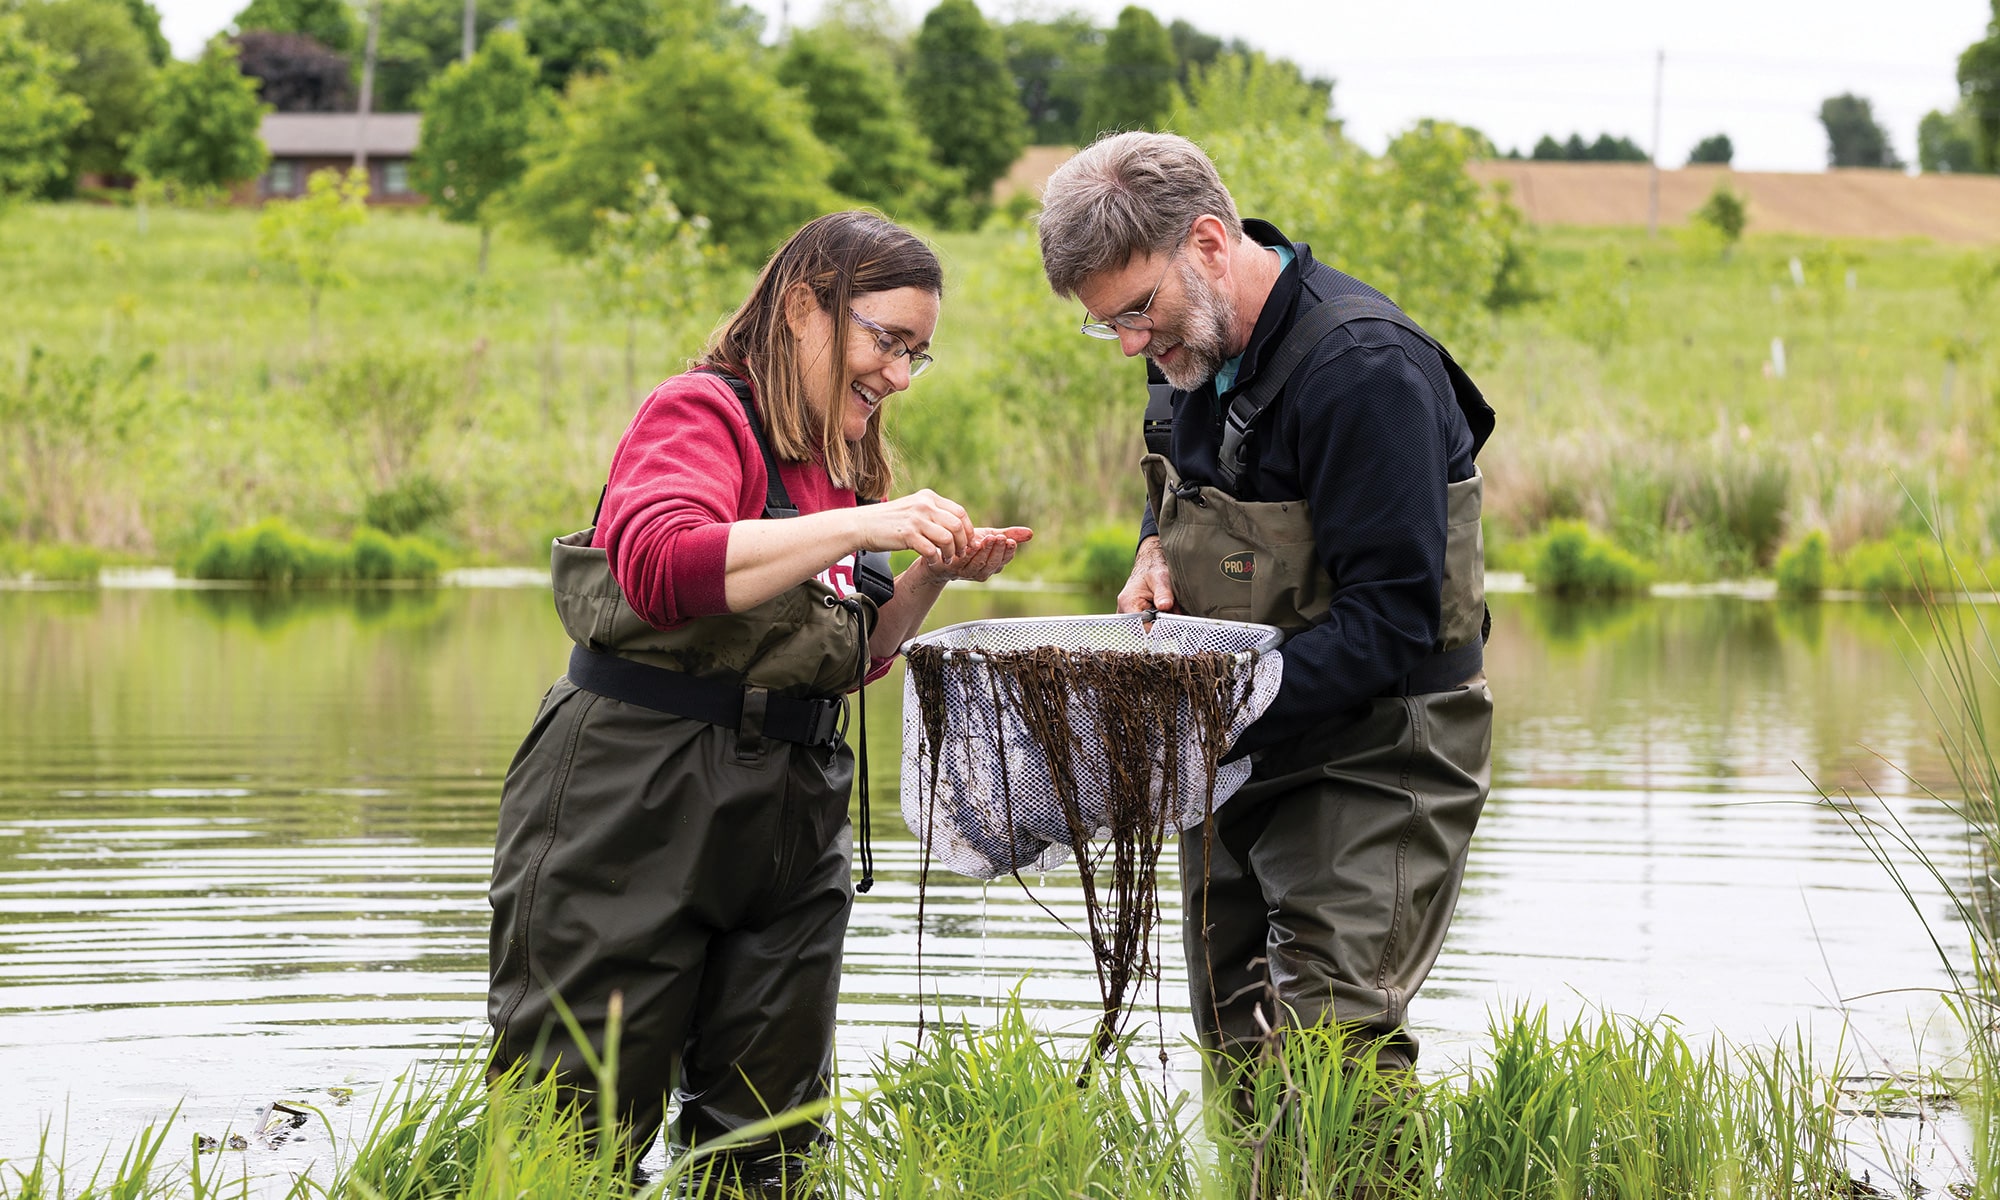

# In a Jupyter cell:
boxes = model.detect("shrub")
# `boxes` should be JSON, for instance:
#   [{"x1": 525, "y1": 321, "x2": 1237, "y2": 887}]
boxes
[
  {"x1": 187, "y1": 520, "x2": 443, "y2": 585},
  {"x1": 1070, "y1": 522, "x2": 1140, "y2": 596},
  {"x1": 1773, "y1": 530, "x2": 1830, "y2": 596},
  {"x1": 363, "y1": 473, "x2": 456, "y2": 537},
  {"x1": 1838, "y1": 531, "x2": 1952, "y2": 596},
  {"x1": 0, "y1": 542, "x2": 102, "y2": 582},
  {"x1": 1529, "y1": 520, "x2": 1652, "y2": 598}
]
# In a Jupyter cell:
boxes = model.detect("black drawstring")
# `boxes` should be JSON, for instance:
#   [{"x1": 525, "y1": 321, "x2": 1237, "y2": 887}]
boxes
[{"x1": 842, "y1": 598, "x2": 875, "y2": 894}]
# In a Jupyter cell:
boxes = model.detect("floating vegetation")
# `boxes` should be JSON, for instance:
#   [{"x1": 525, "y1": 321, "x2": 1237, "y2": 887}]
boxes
[{"x1": 903, "y1": 614, "x2": 1280, "y2": 1057}]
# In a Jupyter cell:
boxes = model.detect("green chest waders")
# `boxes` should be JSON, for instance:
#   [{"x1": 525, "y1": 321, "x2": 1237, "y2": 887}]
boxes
[
  {"x1": 487, "y1": 368, "x2": 884, "y2": 1168},
  {"x1": 1146, "y1": 299, "x2": 1496, "y2": 1077}
]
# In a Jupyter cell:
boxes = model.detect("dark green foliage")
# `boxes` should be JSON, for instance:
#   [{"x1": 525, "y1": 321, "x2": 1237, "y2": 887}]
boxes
[
  {"x1": 518, "y1": 0, "x2": 749, "y2": 93},
  {"x1": 129, "y1": 38, "x2": 269, "y2": 191},
  {"x1": 509, "y1": 37, "x2": 834, "y2": 260},
  {"x1": 188, "y1": 519, "x2": 443, "y2": 583},
  {"x1": 412, "y1": 30, "x2": 548, "y2": 241},
  {"x1": 1839, "y1": 531, "x2": 1951, "y2": 596},
  {"x1": 231, "y1": 29, "x2": 353, "y2": 113},
  {"x1": 905, "y1": 0, "x2": 1027, "y2": 201},
  {"x1": 1692, "y1": 181, "x2": 1747, "y2": 243},
  {"x1": 1687, "y1": 133, "x2": 1733, "y2": 165},
  {"x1": 1773, "y1": 529, "x2": 1829, "y2": 596},
  {"x1": 116, "y1": 0, "x2": 169, "y2": 65},
  {"x1": 0, "y1": 14, "x2": 88, "y2": 203},
  {"x1": 1068, "y1": 522, "x2": 1139, "y2": 596},
  {"x1": 1083, "y1": 5, "x2": 1176, "y2": 137},
  {"x1": 372, "y1": 0, "x2": 520, "y2": 111},
  {"x1": 1530, "y1": 131, "x2": 1649, "y2": 162},
  {"x1": 1531, "y1": 520, "x2": 1652, "y2": 597},
  {"x1": 231, "y1": 0, "x2": 359, "y2": 55},
  {"x1": 1004, "y1": 13, "x2": 1100, "y2": 146},
  {"x1": 363, "y1": 473, "x2": 455, "y2": 536},
  {"x1": 776, "y1": 26, "x2": 958, "y2": 220},
  {"x1": 1961, "y1": 6, "x2": 2000, "y2": 173},
  {"x1": 20, "y1": 0, "x2": 157, "y2": 185},
  {"x1": 1819, "y1": 92, "x2": 1901, "y2": 168},
  {"x1": 1166, "y1": 16, "x2": 1238, "y2": 88},
  {"x1": 1920, "y1": 105, "x2": 1986, "y2": 173}
]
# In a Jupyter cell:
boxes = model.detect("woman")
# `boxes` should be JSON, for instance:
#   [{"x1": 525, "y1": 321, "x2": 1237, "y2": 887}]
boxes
[{"x1": 487, "y1": 212, "x2": 1030, "y2": 1181}]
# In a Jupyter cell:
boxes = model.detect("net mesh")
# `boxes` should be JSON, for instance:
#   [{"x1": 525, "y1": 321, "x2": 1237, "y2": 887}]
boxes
[{"x1": 900, "y1": 613, "x2": 1283, "y2": 881}]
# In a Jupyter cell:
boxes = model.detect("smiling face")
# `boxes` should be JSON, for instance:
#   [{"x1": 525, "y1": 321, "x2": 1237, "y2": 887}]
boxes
[
  {"x1": 1075, "y1": 249, "x2": 1238, "y2": 392},
  {"x1": 788, "y1": 285, "x2": 940, "y2": 444}
]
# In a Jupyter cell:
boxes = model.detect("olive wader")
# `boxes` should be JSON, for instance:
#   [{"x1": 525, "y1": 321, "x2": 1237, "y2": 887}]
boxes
[
  {"x1": 488, "y1": 370, "x2": 886, "y2": 1171},
  {"x1": 1142, "y1": 296, "x2": 1494, "y2": 1075}
]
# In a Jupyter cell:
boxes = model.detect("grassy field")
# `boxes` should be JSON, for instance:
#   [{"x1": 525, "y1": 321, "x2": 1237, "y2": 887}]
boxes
[{"x1": 1, "y1": 201, "x2": 1995, "y2": 584}]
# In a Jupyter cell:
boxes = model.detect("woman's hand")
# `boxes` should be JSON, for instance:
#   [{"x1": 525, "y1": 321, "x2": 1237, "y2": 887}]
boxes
[
  {"x1": 921, "y1": 527, "x2": 1034, "y2": 584},
  {"x1": 852, "y1": 489, "x2": 975, "y2": 571}
]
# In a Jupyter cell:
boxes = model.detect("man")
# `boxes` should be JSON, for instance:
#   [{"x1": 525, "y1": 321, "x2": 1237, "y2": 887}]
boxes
[{"x1": 1037, "y1": 131, "x2": 1494, "y2": 1078}]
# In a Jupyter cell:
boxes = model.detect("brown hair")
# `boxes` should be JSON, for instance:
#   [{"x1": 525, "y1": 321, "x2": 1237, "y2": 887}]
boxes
[
  {"x1": 1038, "y1": 131, "x2": 1242, "y2": 298},
  {"x1": 702, "y1": 211, "x2": 943, "y2": 500}
]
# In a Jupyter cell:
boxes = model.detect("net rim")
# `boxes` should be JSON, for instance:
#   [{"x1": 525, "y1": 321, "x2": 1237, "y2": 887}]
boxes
[{"x1": 901, "y1": 611, "x2": 1283, "y2": 656}]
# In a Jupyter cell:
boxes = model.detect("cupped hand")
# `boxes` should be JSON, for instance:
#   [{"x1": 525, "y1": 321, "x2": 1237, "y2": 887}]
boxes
[
  {"x1": 1115, "y1": 536, "x2": 1175, "y2": 615},
  {"x1": 855, "y1": 489, "x2": 975, "y2": 570},
  {"x1": 926, "y1": 527, "x2": 1034, "y2": 583}
]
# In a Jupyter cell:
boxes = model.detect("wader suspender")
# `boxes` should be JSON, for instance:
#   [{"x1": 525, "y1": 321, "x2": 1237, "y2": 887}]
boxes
[{"x1": 1215, "y1": 295, "x2": 1495, "y2": 490}]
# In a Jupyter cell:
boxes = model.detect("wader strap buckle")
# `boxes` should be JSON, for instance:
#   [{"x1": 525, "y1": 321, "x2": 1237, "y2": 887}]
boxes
[{"x1": 1392, "y1": 640, "x2": 1483, "y2": 696}]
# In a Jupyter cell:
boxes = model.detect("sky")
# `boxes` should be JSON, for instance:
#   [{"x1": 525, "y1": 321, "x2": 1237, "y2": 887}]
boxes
[{"x1": 156, "y1": 0, "x2": 1992, "y2": 173}]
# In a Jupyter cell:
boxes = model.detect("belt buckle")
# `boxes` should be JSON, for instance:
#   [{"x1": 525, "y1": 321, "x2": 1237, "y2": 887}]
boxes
[{"x1": 806, "y1": 699, "x2": 841, "y2": 746}]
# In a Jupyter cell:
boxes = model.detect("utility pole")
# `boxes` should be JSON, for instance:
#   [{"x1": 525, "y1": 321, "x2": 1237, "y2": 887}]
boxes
[
  {"x1": 1647, "y1": 48, "x2": 1664, "y2": 237},
  {"x1": 462, "y1": 0, "x2": 476, "y2": 62},
  {"x1": 355, "y1": 0, "x2": 381, "y2": 171}
]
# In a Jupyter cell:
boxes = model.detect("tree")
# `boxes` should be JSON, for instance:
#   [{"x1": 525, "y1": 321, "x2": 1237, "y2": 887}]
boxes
[
  {"x1": 1819, "y1": 93, "x2": 1901, "y2": 168},
  {"x1": 0, "y1": 15, "x2": 88, "y2": 207},
  {"x1": 1919, "y1": 106, "x2": 1982, "y2": 173},
  {"x1": 412, "y1": 29, "x2": 547, "y2": 272},
  {"x1": 232, "y1": 0, "x2": 361, "y2": 55},
  {"x1": 509, "y1": 38, "x2": 834, "y2": 261},
  {"x1": 1960, "y1": 6, "x2": 2000, "y2": 172},
  {"x1": 115, "y1": 0, "x2": 170, "y2": 65},
  {"x1": 1586, "y1": 133, "x2": 1648, "y2": 161},
  {"x1": 256, "y1": 165, "x2": 369, "y2": 341},
  {"x1": 232, "y1": 30, "x2": 352, "y2": 112},
  {"x1": 1004, "y1": 14, "x2": 1099, "y2": 146},
  {"x1": 20, "y1": 0, "x2": 158, "y2": 186},
  {"x1": 1687, "y1": 133, "x2": 1733, "y2": 165},
  {"x1": 1692, "y1": 181, "x2": 1747, "y2": 244},
  {"x1": 776, "y1": 27, "x2": 959, "y2": 221},
  {"x1": 1171, "y1": 50, "x2": 1332, "y2": 141},
  {"x1": 1082, "y1": 5, "x2": 1175, "y2": 137},
  {"x1": 519, "y1": 0, "x2": 750, "y2": 92},
  {"x1": 129, "y1": 38, "x2": 270, "y2": 196},
  {"x1": 905, "y1": 0, "x2": 1027, "y2": 204},
  {"x1": 372, "y1": 0, "x2": 520, "y2": 111},
  {"x1": 584, "y1": 167, "x2": 715, "y2": 403},
  {"x1": 1531, "y1": 134, "x2": 1563, "y2": 160}
]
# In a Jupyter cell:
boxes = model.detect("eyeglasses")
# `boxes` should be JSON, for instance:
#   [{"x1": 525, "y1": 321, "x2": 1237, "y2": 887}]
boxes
[
  {"x1": 1079, "y1": 238, "x2": 1187, "y2": 340},
  {"x1": 849, "y1": 309, "x2": 934, "y2": 379}
]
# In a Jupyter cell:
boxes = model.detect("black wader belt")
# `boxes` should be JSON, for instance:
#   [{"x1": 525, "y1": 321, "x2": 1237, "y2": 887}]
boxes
[
  {"x1": 567, "y1": 645, "x2": 844, "y2": 747},
  {"x1": 1392, "y1": 639, "x2": 1482, "y2": 696}
]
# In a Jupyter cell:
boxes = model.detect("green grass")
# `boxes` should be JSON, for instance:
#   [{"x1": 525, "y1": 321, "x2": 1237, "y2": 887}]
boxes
[
  {"x1": 185, "y1": 519, "x2": 444, "y2": 584},
  {"x1": 1, "y1": 204, "x2": 1996, "y2": 582},
  {"x1": 1528, "y1": 520, "x2": 1653, "y2": 597},
  {"x1": 0, "y1": 995, "x2": 1874, "y2": 1199}
]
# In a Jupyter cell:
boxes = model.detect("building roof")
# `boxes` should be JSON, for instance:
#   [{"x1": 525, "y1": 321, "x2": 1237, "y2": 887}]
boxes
[{"x1": 260, "y1": 112, "x2": 422, "y2": 158}]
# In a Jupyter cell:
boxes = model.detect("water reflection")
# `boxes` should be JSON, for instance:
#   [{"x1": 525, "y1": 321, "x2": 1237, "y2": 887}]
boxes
[{"x1": 0, "y1": 587, "x2": 1986, "y2": 1167}]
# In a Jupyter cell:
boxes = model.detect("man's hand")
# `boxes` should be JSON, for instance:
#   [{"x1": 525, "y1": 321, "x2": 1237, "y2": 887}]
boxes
[{"x1": 1116, "y1": 536, "x2": 1175, "y2": 615}]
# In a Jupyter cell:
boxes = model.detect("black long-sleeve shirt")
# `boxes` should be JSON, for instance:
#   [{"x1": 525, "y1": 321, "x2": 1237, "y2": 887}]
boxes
[{"x1": 1141, "y1": 219, "x2": 1479, "y2": 757}]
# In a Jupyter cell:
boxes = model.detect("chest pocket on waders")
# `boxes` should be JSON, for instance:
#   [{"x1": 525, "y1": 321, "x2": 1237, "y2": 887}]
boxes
[{"x1": 1141, "y1": 454, "x2": 1331, "y2": 635}]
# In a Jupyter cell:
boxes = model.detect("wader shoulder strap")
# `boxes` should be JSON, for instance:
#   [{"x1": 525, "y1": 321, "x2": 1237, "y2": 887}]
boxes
[
  {"x1": 1215, "y1": 294, "x2": 1496, "y2": 491},
  {"x1": 1142, "y1": 359, "x2": 1175, "y2": 458},
  {"x1": 705, "y1": 367, "x2": 799, "y2": 520},
  {"x1": 590, "y1": 367, "x2": 801, "y2": 526}
]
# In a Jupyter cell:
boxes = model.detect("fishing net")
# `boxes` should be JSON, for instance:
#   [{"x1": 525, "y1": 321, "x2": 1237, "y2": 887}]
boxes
[{"x1": 901, "y1": 612, "x2": 1282, "y2": 1054}]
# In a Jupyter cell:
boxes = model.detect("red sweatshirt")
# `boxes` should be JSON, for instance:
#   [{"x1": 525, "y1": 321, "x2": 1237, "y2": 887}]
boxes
[{"x1": 593, "y1": 370, "x2": 894, "y2": 679}]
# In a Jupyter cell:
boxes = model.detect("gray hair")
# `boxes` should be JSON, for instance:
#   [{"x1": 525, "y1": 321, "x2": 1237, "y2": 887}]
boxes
[{"x1": 1037, "y1": 131, "x2": 1243, "y2": 299}]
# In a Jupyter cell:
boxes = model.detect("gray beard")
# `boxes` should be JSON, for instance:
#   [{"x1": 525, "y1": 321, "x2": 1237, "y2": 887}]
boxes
[{"x1": 1150, "y1": 262, "x2": 1236, "y2": 392}]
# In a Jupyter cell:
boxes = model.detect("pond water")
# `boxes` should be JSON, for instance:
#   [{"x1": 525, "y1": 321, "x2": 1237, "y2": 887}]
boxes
[{"x1": 0, "y1": 584, "x2": 1988, "y2": 1180}]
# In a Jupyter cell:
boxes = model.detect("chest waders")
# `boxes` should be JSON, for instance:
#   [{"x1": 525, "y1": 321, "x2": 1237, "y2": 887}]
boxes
[
  {"x1": 1146, "y1": 296, "x2": 1495, "y2": 1078},
  {"x1": 487, "y1": 368, "x2": 888, "y2": 1173}
]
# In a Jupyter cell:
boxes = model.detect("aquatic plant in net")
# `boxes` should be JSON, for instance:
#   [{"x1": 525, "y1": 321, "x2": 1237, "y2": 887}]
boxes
[{"x1": 902, "y1": 612, "x2": 1281, "y2": 1054}]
